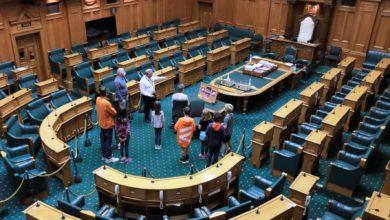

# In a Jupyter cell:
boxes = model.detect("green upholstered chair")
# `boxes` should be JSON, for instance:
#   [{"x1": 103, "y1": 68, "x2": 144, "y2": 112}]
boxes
[
  {"x1": 0, "y1": 61, "x2": 16, "y2": 90},
  {"x1": 26, "y1": 98, "x2": 52, "y2": 125},
  {"x1": 74, "y1": 62, "x2": 95, "y2": 94},
  {"x1": 48, "y1": 48, "x2": 67, "y2": 79},
  {"x1": 18, "y1": 73, "x2": 38, "y2": 99},
  {"x1": 281, "y1": 46, "x2": 297, "y2": 63}
]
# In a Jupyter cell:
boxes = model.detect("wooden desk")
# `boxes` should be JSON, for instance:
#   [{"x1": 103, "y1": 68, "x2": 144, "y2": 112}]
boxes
[
  {"x1": 230, "y1": 38, "x2": 251, "y2": 65},
  {"x1": 0, "y1": 73, "x2": 8, "y2": 92},
  {"x1": 178, "y1": 20, "x2": 199, "y2": 34},
  {"x1": 289, "y1": 172, "x2": 319, "y2": 220},
  {"x1": 0, "y1": 88, "x2": 33, "y2": 135},
  {"x1": 320, "y1": 68, "x2": 341, "y2": 105},
  {"x1": 207, "y1": 29, "x2": 228, "y2": 46},
  {"x1": 94, "y1": 153, "x2": 244, "y2": 218},
  {"x1": 363, "y1": 191, "x2": 390, "y2": 220},
  {"x1": 179, "y1": 55, "x2": 206, "y2": 87},
  {"x1": 12, "y1": 66, "x2": 33, "y2": 87},
  {"x1": 153, "y1": 27, "x2": 177, "y2": 41},
  {"x1": 64, "y1": 53, "x2": 83, "y2": 89},
  {"x1": 270, "y1": 37, "x2": 320, "y2": 62},
  {"x1": 299, "y1": 82, "x2": 324, "y2": 123},
  {"x1": 232, "y1": 195, "x2": 296, "y2": 220},
  {"x1": 321, "y1": 104, "x2": 349, "y2": 158},
  {"x1": 343, "y1": 85, "x2": 368, "y2": 131},
  {"x1": 251, "y1": 121, "x2": 274, "y2": 168},
  {"x1": 272, "y1": 99, "x2": 303, "y2": 148},
  {"x1": 153, "y1": 45, "x2": 180, "y2": 69},
  {"x1": 123, "y1": 34, "x2": 150, "y2": 50},
  {"x1": 93, "y1": 67, "x2": 113, "y2": 89},
  {"x1": 126, "y1": 80, "x2": 140, "y2": 112},
  {"x1": 302, "y1": 130, "x2": 326, "y2": 174},
  {"x1": 87, "y1": 44, "x2": 118, "y2": 62},
  {"x1": 118, "y1": 55, "x2": 149, "y2": 70},
  {"x1": 24, "y1": 201, "x2": 81, "y2": 220},
  {"x1": 40, "y1": 97, "x2": 93, "y2": 186},
  {"x1": 154, "y1": 66, "x2": 176, "y2": 99},
  {"x1": 375, "y1": 57, "x2": 390, "y2": 76},
  {"x1": 207, "y1": 46, "x2": 230, "y2": 76},
  {"x1": 382, "y1": 161, "x2": 390, "y2": 195},
  {"x1": 35, "y1": 78, "x2": 59, "y2": 97},
  {"x1": 362, "y1": 70, "x2": 382, "y2": 95},
  {"x1": 182, "y1": 37, "x2": 207, "y2": 57},
  {"x1": 337, "y1": 57, "x2": 356, "y2": 90}
]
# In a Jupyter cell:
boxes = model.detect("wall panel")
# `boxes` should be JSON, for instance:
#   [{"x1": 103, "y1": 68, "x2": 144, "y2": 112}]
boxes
[{"x1": 370, "y1": 0, "x2": 390, "y2": 52}]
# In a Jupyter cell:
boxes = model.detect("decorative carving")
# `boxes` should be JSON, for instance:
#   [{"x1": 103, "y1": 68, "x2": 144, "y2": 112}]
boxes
[{"x1": 8, "y1": 8, "x2": 42, "y2": 33}]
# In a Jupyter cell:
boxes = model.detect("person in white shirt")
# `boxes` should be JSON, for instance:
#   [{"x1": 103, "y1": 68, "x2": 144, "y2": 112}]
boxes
[
  {"x1": 171, "y1": 84, "x2": 189, "y2": 125},
  {"x1": 139, "y1": 68, "x2": 166, "y2": 122}
]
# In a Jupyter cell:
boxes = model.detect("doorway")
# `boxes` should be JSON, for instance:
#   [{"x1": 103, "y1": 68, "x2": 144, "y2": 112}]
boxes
[
  {"x1": 198, "y1": 1, "x2": 213, "y2": 30},
  {"x1": 85, "y1": 16, "x2": 117, "y2": 45},
  {"x1": 15, "y1": 33, "x2": 43, "y2": 79}
]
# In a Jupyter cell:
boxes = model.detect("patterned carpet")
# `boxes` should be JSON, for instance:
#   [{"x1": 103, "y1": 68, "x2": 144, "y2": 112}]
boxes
[{"x1": 0, "y1": 62, "x2": 388, "y2": 220}]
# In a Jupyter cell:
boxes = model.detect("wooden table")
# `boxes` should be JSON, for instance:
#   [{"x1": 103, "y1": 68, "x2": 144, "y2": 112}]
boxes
[
  {"x1": 382, "y1": 161, "x2": 390, "y2": 195},
  {"x1": 251, "y1": 121, "x2": 274, "y2": 168},
  {"x1": 272, "y1": 99, "x2": 303, "y2": 149},
  {"x1": 375, "y1": 57, "x2": 390, "y2": 76},
  {"x1": 207, "y1": 45, "x2": 230, "y2": 76},
  {"x1": 126, "y1": 80, "x2": 140, "y2": 112},
  {"x1": 232, "y1": 195, "x2": 296, "y2": 220},
  {"x1": 299, "y1": 82, "x2": 324, "y2": 123},
  {"x1": 363, "y1": 191, "x2": 390, "y2": 220},
  {"x1": 362, "y1": 70, "x2": 382, "y2": 96},
  {"x1": 302, "y1": 130, "x2": 327, "y2": 173},
  {"x1": 182, "y1": 36, "x2": 206, "y2": 57},
  {"x1": 87, "y1": 44, "x2": 118, "y2": 63},
  {"x1": 93, "y1": 153, "x2": 244, "y2": 218},
  {"x1": 337, "y1": 57, "x2": 356, "y2": 90},
  {"x1": 320, "y1": 68, "x2": 341, "y2": 105},
  {"x1": 35, "y1": 78, "x2": 59, "y2": 97},
  {"x1": 24, "y1": 201, "x2": 81, "y2": 220},
  {"x1": 153, "y1": 27, "x2": 177, "y2": 41},
  {"x1": 154, "y1": 66, "x2": 176, "y2": 99},
  {"x1": 153, "y1": 45, "x2": 180, "y2": 69},
  {"x1": 321, "y1": 104, "x2": 349, "y2": 159},
  {"x1": 207, "y1": 29, "x2": 228, "y2": 46},
  {"x1": 289, "y1": 172, "x2": 319, "y2": 220},
  {"x1": 230, "y1": 38, "x2": 251, "y2": 65},
  {"x1": 270, "y1": 37, "x2": 320, "y2": 63},
  {"x1": 93, "y1": 67, "x2": 113, "y2": 89},
  {"x1": 123, "y1": 34, "x2": 150, "y2": 50},
  {"x1": 40, "y1": 97, "x2": 93, "y2": 186},
  {"x1": 179, "y1": 55, "x2": 206, "y2": 87},
  {"x1": 178, "y1": 20, "x2": 199, "y2": 34},
  {"x1": 343, "y1": 85, "x2": 368, "y2": 131},
  {"x1": 64, "y1": 53, "x2": 83, "y2": 89},
  {"x1": 118, "y1": 55, "x2": 149, "y2": 70}
]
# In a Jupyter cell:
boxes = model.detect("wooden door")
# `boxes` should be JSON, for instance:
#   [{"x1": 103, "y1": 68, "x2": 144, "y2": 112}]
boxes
[
  {"x1": 198, "y1": 2, "x2": 213, "y2": 30},
  {"x1": 15, "y1": 33, "x2": 43, "y2": 79}
]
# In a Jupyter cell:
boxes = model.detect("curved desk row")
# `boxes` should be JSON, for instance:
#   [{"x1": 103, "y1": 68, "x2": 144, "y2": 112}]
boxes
[
  {"x1": 40, "y1": 97, "x2": 93, "y2": 186},
  {"x1": 93, "y1": 153, "x2": 244, "y2": 218}
]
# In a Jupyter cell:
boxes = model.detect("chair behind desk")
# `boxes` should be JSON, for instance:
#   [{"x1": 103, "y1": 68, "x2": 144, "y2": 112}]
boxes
[{"x1": 172, "y1": 100, "x2": 189, "y2": 124}]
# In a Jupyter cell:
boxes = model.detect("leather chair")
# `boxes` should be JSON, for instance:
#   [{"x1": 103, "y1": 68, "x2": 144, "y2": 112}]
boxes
[
  {"x1": 4, "y1": 115, "x2": 41, "y2": 155},
  {"x1": 172, "y1": 18, "x2": 181, "y2": 27},
  {"x1": 197, "y1": 28, "x2": 208, "y2": 37},
  {"x1": 175, "y1": 34, "x2": 187, "y2": 45},
  {"x1": 321, "y1": 199, "x2": 367, "y2": 220},
  {"x1": 50, "y1": 89, "x2": 73, "y2": 109},
  {"x1": 87, "y1": 41, "x2": 101, "y2": 50},
  {"x1": 172, "y1": 100, "x2": 189, "y2": 125},
  {"x1": 1, "y1": 145, "x2": 48, "y2": 203},
  {"x1": 146, "y1": 41, "x2": 161, "y2": 58},
  {"x1": 355, "y1": 121, "x2": 385, "y2": 142},
  {"x1": 147, "y1": 24, "x2": 159, "y2": 37},
  {"x1": 171, "y1": 51, "x2": 186, "y2": 68},
  {"x1": 212, "y1": 39, "x2": 223, "y2": 49},
  {"x1": 0, "y1": 61, "x2": 16, "y2": 89},
  {"x1": 95, "y1": 204, "x2": 116, "y2": 220},
  {"x1": 158, "y1": 55, "x2": 174, "y2": 69},
  {"x1": 125, "y1": 67, "x2": 142, "y2": 81},
  {"x1": 48, "y1": 48, "x2": 67, "y2": 78},
  {"x1": 71, "y1": 43, "x2": 88, "y2": 59},
  {"x1": 326, "y1": 151, "x2": 363, "y2": 196},
  {"x1": 98, "y1": 55, "x2": 116, "y2": 69},
  {"x1": 120, "y1": 32, "x2": 131, "y2": 41},
  {"x1": 198, "y1": 43, "x2": 210, "y2": 56},
  {"x1": 362, "y1": 50, "x2": 390, "y2": 70},
  {"x1": 138, "y1": 61, "x2": 155, "y2": 75},
  {"x1": 137, "y1": 27, "x2": 148, "y2": 36},
  {"x1": 26, "y1": 98, "x2": 52, "y2": 125},
  {"x1": 19, "y1": 73, "x2": 38, "y2": 99},
  {"x1": 74, "y1": 62, "x2": 95, "y2": 94},
  {"x1": 239, "y1": 173, "x2": 286, "y2": 206},
  {"x1": 101, "y1": 75, "x2": 116, "y2": 98},
  {"x1": 134, "y1": 45, "x2": 148, "y2": 57},
  {"x1": 281, "y1": 46, "x2": 297, "y2": 63},
  {"x1": 221, "y1": 36, "x2": 232, "y2": 46},
  {"x1": 188, "y1": 30, "x2": 199, "y2": 40},
  {"x1": 272, "y1": 140, "x2": 303, "y2": 178},
  {"x1": 57, "y1": 195, "x2": 85, "y2": 217},
  {"x1": 341, "y1": 146, "x2": 374, "y2": 170},
  {"x1": 107, "y1": 37, "x2": 121, "y2": 47},
  {"x1": 343, "y1": 132, "x2": 375, "y2": 153},
  {"x1": 115, "y1": 50, "x2": 130, "y2": 64},
  {"x1": 0, "y1": 89, "x2": 7, "y2": 99},
  {"x1": 325, "y1": 46, "x2": 342, "y2": 66},
  {"x1": 162, "y1": 20, "x2": 172, "y2": 29},
  {"x1": 367, "y1": 107, "x2": 390, "y2": 126},
  {"x1": 164, "y1": 36, "x2": 177, "y2": 47},
  {"x1": 194, "y1": 196, "x2": 252, "y2": 219},
  {"x1": 188, "y1": 46, "x2": 202, "y2": 58}
]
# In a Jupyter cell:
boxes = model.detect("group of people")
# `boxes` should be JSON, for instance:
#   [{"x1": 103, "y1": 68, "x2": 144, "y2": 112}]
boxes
[{"x1": 95, "y1": 67, "x2": 235, "y2": 167}]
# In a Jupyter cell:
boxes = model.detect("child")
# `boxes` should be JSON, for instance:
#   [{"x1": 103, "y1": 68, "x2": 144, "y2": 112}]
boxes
[
  {"x1": 151, "y1": 101, "x2": 165, "y2": 150},
  {"x1": 206, "y1": 112, "x2": 226, "y2": 167},
  {"x1": 115, "y1": 107, "x2": 131, "y2": 163},
  {"x1": 222, "y1": 104, "x2": 234, "y2": 155},
  {"x1": 174, "y1": 107, "x2": 195, "y2": 164},
  {"x1": 198, "y1": 109, "x2": 212, "y2": 159}
]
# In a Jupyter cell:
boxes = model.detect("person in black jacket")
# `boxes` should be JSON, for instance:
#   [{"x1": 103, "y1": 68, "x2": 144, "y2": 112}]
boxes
[{"x1": 206, "y1": 112, "x2": 226, "y2": 167}]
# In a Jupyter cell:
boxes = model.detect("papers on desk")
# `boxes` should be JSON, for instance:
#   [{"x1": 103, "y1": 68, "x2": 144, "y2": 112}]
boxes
[{"x1": 244, "y1": 60, "x2": 277, "y2": 78}]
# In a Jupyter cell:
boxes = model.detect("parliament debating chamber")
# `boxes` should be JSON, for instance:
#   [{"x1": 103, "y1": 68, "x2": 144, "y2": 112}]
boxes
[{"x1": 0, "y1": 0, "x2": 389, "y2": 219}]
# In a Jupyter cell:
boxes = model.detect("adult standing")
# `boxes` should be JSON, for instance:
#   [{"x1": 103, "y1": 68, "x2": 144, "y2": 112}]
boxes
[
  {"x1": 114, "y1": 68, "x2": 128, "y2": 110},
  {"x1": 222, "y1": 104, "x2": 234, "y2": 155},
  {"x1": 96, "y1": 86, "x2": 119, "y2": 163},
  {"x1": 139, "y1": 68, "x2": 165, "y2": 123},
  {"x1": 206, "y1": 112, "x2": 226, "y2": 167}
]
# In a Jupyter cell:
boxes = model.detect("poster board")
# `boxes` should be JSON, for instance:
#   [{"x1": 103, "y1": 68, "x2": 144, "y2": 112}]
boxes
[{"x1": 198, "y1": 83, "x2": 218, "y2": 104}]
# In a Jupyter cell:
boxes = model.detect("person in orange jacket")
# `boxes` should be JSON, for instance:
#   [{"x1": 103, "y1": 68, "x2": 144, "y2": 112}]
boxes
[{"x1": 174, "y1": 107, "x2": 196, "y2": 164}]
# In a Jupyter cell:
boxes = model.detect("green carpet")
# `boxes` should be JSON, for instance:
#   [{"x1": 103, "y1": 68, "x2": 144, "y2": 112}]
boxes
[{"x1": 0, "y1": 62, "x2": 388, "y2": 220}]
